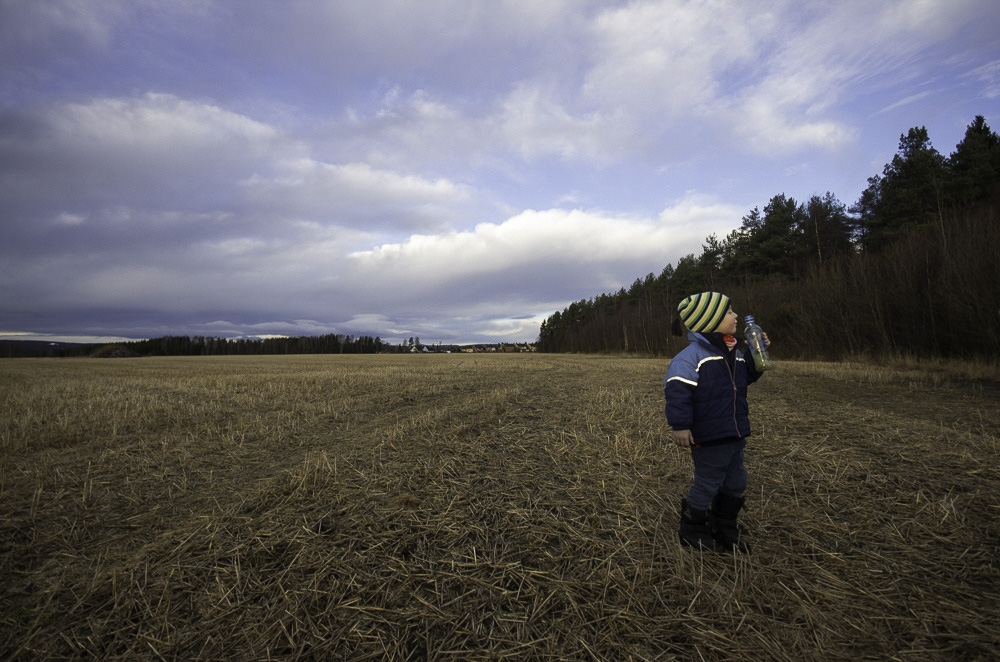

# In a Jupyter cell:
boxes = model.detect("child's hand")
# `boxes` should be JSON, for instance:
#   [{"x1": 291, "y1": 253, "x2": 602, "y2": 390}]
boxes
[
  {"x1": 673, "y1": 429, "x2": 695, "y2": 448},
  {"x1": 762, "y1": 332, "x2": 770, "y2": 348}
]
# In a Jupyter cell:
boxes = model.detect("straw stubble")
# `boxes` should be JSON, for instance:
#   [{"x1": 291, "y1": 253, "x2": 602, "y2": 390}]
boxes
[{"x1": 1, "y1": 354, "x2": 998, "y2": 660}]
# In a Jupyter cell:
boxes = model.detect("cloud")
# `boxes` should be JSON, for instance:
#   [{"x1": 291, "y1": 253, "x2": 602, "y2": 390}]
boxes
[
  {"x1": 494, "y1": 84, "x2": 629, "y2": 162},
  {"x1": 1, "y1": 92, "x2": 480, "y2": 260},
  {"x1": 241, "y1": 158, "x2": 473, "y2": 232},
  {"x1": 584, "y1": 0, "x2": 764, "y2": 115},
  {"x1": 3, "y1": 191, "x2": 741, "y2": 342},
  {"x1": 710, "y1": 0, "x2": 994, "y2": 155},
  {"x1": 965, "y1": 60, "x2": 1000, "y2": 99},
  {"x1": 0, "y1": 93, "x2": 288, "y2": 221},
  {"x1": 0, "y1": 0, "x2": 118, "y2": 58},
  {"x1": 2, "y1": 1, "x2": 996, "y2": 346},
  {"x1": 349, "y1": 194, "x2": 742, "y2": 301},
  {"x1": 0, "y1": 331, "x2": 135, "y2": 344},
  {"x1": 570, "y1": 0, "x2": 995, "y2": 159},
  {"x1": 194, "y1": 0, "x2": 984, "y2": 177},
  {"x1": 877, "y1": 91, "x2": 936, "y2": 115},
  {"x1": 49, "y1": 93, "x2": 279, "y2": 151}
]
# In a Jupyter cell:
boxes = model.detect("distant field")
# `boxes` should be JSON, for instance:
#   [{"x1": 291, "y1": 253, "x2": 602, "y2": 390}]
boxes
[{"x1": 2, "y1": 354, "x2": 998, "y2": 660}]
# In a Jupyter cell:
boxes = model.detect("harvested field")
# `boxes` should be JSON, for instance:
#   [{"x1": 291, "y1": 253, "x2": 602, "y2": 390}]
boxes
[{"x1": 1, "y1": 354, "x2": 999, "y2": 660}]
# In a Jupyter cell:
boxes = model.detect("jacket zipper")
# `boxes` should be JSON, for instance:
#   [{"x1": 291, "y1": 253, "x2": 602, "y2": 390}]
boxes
[{"x1": 725, "y1": 355, "x2": 739, "y2": 436}]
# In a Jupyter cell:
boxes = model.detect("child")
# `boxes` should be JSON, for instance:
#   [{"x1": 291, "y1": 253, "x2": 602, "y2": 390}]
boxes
[{"x1": 663, "y1": 291, "x2": 768, "y2": 552}]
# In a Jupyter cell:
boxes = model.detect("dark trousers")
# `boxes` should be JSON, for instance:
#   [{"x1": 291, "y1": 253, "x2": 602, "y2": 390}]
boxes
[{"x1": 686, "y1": 438, "x2": 747, "y2": 511}]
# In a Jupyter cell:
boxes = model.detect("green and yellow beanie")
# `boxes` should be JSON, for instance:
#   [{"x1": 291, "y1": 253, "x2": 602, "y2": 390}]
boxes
[{"x1": 677, "y1": 291, "x2": 730, "y2": 333}]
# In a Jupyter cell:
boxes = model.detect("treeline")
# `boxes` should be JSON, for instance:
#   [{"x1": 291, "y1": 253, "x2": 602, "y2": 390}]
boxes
[
  {"x1": 1, "y1": 334, "x2": 395, "y2": 358},
  {"x1": 538, "y1": 115, "x2": 1000, "y2": 361},
  {"x1": 116, "y1": 334, "x2": 391, "y2": 356}
]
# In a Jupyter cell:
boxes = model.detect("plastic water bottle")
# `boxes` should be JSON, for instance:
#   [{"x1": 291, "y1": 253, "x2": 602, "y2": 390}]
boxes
[{"x1": 744, "y1": 315, "x2": 774, "y2": 371}]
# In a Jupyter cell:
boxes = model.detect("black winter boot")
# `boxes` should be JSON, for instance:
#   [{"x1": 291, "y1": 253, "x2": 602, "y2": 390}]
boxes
[
  {"x1": 712, "y1": 493, "x2": 750, "y2": 553},
  {"x1": 679, "y1": 499, "x2": 724, "y2": 552}
]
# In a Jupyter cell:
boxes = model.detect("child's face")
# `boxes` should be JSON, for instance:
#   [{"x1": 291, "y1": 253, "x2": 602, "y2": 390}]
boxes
[{"x1": 715, "y1": 306, "x2": 738, "y2": 335}]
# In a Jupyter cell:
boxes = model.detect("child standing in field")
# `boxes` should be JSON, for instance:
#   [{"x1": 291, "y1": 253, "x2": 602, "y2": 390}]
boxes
[{"x1": 663, "y1": 291, "x2": 768, "y2": 553}]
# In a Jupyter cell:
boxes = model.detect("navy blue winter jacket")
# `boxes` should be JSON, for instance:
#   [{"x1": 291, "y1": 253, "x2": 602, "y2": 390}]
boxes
[{"x1": 663, "y1": 332, "x2": 763, "y2": 446}]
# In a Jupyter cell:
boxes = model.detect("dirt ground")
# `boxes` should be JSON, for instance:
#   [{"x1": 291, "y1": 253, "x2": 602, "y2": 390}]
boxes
[{"x1": 2, "y1": 354, "x2": 998, "y2": 660}]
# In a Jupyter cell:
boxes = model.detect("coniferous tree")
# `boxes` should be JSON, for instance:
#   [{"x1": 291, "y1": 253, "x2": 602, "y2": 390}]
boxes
[
  {"x1": 757, "y1": 194, "x2": 808, "y2": 277},
  {"x1": 852, "y1": 126, "x2": 947, "y2": 250},
  {"x1": 801, "y1": 192, "x2": 854, "y2": 264},
  {"x1": 948, "y1": 115, "x2": 1000, "y2": 206}
]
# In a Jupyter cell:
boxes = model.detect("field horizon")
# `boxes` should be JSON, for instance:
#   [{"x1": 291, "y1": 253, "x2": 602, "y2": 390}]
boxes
[{"x1": 2, "y1": 354, "x2": 998, "y2": 660}]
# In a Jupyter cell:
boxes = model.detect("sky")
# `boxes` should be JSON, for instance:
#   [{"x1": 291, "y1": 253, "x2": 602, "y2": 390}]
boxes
[{"x1": 2, "y1": 0, "x2": 998, "y2": 346}]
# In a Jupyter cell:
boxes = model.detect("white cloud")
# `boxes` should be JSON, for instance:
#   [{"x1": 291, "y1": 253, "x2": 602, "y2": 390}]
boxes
[
  {"x1": 241, "y1": 158, "x2": 472, "y2": 230},
  {"x1": 46, "y1": 92, "x2": 281, "y2": 160},
  {"x1": 471, "y1": 315, "x2": 550, "y2": 341},
  {"x1": 569, "y1": 0, "x2": 992, "y2": 158},
  {"x1": 965, "y1": 60, "x2": 1000, "y2": 99},
  {"x1": 349, "y1": 194, "x2": 742, "y2": 297},
  {"x1": 710, "y1": 0, "x2": 984, "y2": 155},
  {"x1": 494, "y1": 84, "x2": 630, "y2": 162},
  {"x1": 54, "y1": 212, "x2": 86, "y2": 226},
  {"x1": 0, "y1": 331, "x2": 134, "y2": 344},
  {"x1": 877, "y1": 91, "x2": 935, "y2": 115},
  {"x1": 584, "y1": 0, "x2": 765, "y2": 114},
  {"x1": 732, "y1": 94, "x2": 857, "y2": 155}
]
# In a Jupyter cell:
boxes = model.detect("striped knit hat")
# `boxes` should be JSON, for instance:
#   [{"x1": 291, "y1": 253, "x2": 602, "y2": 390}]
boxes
[{"x1": 677, "y1": 291, "x2": 731, "y2": 333}]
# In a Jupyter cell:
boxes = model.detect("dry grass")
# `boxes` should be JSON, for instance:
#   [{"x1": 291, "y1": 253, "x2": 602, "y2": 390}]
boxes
[{"x1": 1, "y1": 354, "x2": 998, "y2": 660}]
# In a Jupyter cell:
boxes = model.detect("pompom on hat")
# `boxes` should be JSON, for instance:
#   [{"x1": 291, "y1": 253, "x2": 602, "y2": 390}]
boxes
[{"x1": 677, "y1": 291, "x2": 730, "y2": 333}]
